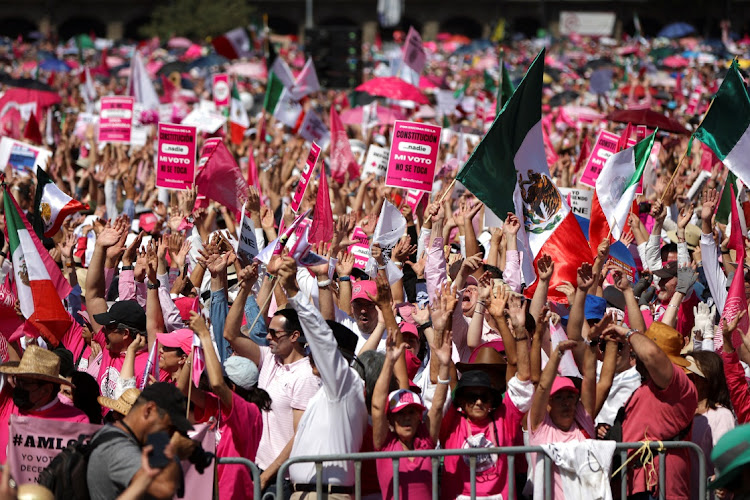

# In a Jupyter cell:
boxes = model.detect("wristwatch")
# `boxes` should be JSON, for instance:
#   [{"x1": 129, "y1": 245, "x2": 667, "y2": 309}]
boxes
[{"x1": 147, "y1": 281, "x2": 160, "y2": 290}]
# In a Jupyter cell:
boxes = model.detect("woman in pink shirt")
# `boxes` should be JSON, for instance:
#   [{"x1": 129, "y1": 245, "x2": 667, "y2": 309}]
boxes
[
  {"x1": 185, "y1": 313, "x2": 271, "y2": 500},
  {"x1": 528, "y1": 338, "x2": 598, "y2": 499},
  {"x1": 371, "y1": 313, "x2": 453, "y2": 500}
]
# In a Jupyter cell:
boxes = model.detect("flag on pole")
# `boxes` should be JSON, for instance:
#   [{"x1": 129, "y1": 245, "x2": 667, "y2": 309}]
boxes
[
  {"x1": 309, "y1": 169, "x2": 333, "y2": 243},
  {"x1": 717, "y1": 171, "x2": 740, "y2": 225},
  {"x1": 694, "y1": 60, "x2": 750, "y2": 190},
  {"x1": 453, "y1": 81, "x2": 469, "y2": 100},
  {"x1": 263, "y1": 72, "x2": 285, "y2": 114},
  {"x1": 191, "y1": 333, "x2": 205, "y2": 387},
  {"x1": 229, "y1": 82, "x2": 249, "y2": 145},
  {"x1": 290, "y1": 58, "x2": 320, "y2": 100},
  {"x1": 720, "y1": 185, "x2": 749, "y2": 348},
  {"x1": 616, "y1": 123, "x2": 634, "y2": 152},
  {"x1": 141, "y1": 340, "x2": 160, "y2": 389},
  {"x1": 4, "y1": 188, "x2": 72, "y2": 346},
  {"x1": 22, "y1": 112, "x2": 42, "y2": 145},
  {"x1": 211, "y1": 27, "x2": 251, "y2": 60},
  {"x1": 402, "y1": 26, "x2": 426, "y2": 75},
  {"x1": 456, "y1": 49, "x2": 592, "y2": 303},
  {"x1": 33, "y1": 167, "x2": 89, "y2": 238},
  {"x1": 80, "y1": 65, "x2": 96, "y2": 109},
  {"x1": 329, "y1": 106, "x2": 360, "y2": 183},
  {"x1": 588, "y1": 132, "x2": 657, "y2": 256},
  {"x1": 127, "y1": 51, "x2": 160, "y2": 110},
  {"x1": 196, "y1": 140, "x2": 247, "y2": 218},
  {"x1": 267, "y1": 41, "x2": 295, "y2": 90},
  {"x1": 497, "y1": 60, "x2": 514, "y2": 116}
]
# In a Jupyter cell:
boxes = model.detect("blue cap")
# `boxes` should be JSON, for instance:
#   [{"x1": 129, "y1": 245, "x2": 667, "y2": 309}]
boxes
[{"x1": 562, "y1": 294, "x2": 607, "y2": 321}]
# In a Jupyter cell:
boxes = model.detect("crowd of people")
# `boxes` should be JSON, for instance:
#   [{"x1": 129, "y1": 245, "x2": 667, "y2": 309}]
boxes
[{"x1": 0, "y1": 16, "x2": 747, "y2": 500}]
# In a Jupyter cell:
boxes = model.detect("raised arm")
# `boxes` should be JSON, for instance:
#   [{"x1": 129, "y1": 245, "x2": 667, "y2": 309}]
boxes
[
  {"x1": 222, "y1": 263, "x2": 262, "y2": 366},
  {"x1": 604, "y1": 323, "x2": 674, "y2": 390},
  {"x1": 426, "y1": 325, "x2": 452, "y2": 443},
  {"x1": 372, "y1": 329, "x2": 407, "y2": 450},
  {"x1": 530, "y1": 254, "x2": 553, "y2": 319},
  {"x1": 190, "y1": 312, "x2": 233, "y2": 408},
  {"x1": 85, "y1": 218, "x2": 129, "y2": 332},
  {"x1": 529, "y1": 340, "x2": 578, "y2": 431},
  {"x1": 507, "y1": 296, "x2": 531, "y2": 382},
  {"x1": 467, "y1": 271, "x2": 493, "y2": 350}
]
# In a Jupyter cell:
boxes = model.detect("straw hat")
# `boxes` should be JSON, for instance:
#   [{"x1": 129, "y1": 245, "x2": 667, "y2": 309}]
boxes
[
  {"x1": 0, "y1": 345, "x2": 74, "y2": 386},
  {"x1": 98, "y1": 388, "x2": 141, "y2": 416},
  {"x1": 17, "y1": 484, "x2": 54, "y2": 500}
]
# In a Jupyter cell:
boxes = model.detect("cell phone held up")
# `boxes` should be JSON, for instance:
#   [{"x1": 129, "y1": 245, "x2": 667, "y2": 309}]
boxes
[{"x1": 146, "y1": 431, "x2": 172, "y2": 469}]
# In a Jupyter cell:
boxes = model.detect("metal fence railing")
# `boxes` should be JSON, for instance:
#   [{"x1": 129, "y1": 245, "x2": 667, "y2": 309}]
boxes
[
  {"x1": 267, "y1": 441, "x2": 706, "y2": 500},
  {"x1": 217, "y1": 456, "x2": 263, "y2": 499}
]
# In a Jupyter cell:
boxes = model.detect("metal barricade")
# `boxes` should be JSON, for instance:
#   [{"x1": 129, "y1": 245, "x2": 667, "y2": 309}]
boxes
[
  {"x1": 271, "y1": 441, "x2": 706, "y2": 500},
  {"x1": 216, "y1": 456, "x2": 263, "y2": 499}
]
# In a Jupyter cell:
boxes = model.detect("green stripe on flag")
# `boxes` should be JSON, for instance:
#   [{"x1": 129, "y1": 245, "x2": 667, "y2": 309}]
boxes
[
  {"x1": 497, "y1": 62, "x2": 514, "y2": 116},
  {"x1": 717, "y1": 170, "x2": 739, "y2": 224},
  {"x1": 625, "y1": 130, "x2": 657, "y2": 189},
  {"x1": 4, "y1": 189, "x2": 25, "y2": 253},
  {"x1": 694, "y1": 60, "x2": 750, "y2": 161},
  {"x1": 263, "y1": 72, "x2": 284, "y2": 114},
  {"x1": 457, "y1": 49, "x2": 545, "y2": 218}
]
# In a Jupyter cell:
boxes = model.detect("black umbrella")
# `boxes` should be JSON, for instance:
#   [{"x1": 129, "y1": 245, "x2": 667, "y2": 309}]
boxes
[
  {"x1": 548, "y1": 90, "x2": 580, "y2": 107},
  {"x1": 1, "y1": 76, "x2": 55, "y2": 92},
  {"x1": 157, "y1": 61, "x2": 188, "y2": 76}
]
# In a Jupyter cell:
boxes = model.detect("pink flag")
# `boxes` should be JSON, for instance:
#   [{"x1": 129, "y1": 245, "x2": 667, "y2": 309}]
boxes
[
  {"x1": 329, "y1": 106, "x2": 360, "y2": 183},
  {"x1": 616, "y1": 122, "x2": 634, "y2": 152},
  {"x1": 195, "y1": 140, "x2": 248, "y2": 218},
  {"x1": 291, "y1": 58, "x2": 320, "y2": 100},
  {"x1": 721, "y1": 186, "x2": 749, "y2": 349},
  {"x1": 247, "y1": 144, "x2": 260, "y2": 196},
  {"x1": 191, "y1": 334, "x2": 205, "y2": 387},
  {"x1": 402, "y1": 26, "x2": 426, "y2": 75},
  {"x1": 309, "y1": 169, "x2": 333, "y2": 243}
]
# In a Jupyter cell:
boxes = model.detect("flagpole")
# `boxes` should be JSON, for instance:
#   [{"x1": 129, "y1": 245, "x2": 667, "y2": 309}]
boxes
[
  {"x1": 438, "y1": 178, "x2": 457, "y2": 203},
  {"x1": 246, "y1": 277, "x2": 279, "y2": 333},
  {"x1": 660, "y1": 98, "x2": 716, "y2": 201},
  {"x1": 186, "y1": 374, "x2": 193, "y2": 419}
]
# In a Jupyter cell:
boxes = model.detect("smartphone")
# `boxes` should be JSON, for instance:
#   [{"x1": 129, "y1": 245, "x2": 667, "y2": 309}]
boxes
[{"x1": 146, "y1": 431, "x2": 171, "y2": 469}]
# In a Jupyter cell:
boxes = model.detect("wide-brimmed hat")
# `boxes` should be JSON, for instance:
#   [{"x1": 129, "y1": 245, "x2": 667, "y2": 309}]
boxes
[
  {"x1": 0, "y1": 345, "x2": 74, "y2": 387},
  {"x1": 456, "y1": 340, "x2": 507, "y2": 373},
  {"x1": 666, "y1": 224, "x2": 701, "y2": 249},
  {"x1": 645, "y1": 322, "x2": 702, "y2": 376},
  {"x1": 452, "y1": 370, "x2": 502, "y2": 408},
  {"x1": 98, "y1": 388, "x2": 141, "y2": 416},
  {"x1": 709, "y1": 424, "x2": 750, "y2": 489}
]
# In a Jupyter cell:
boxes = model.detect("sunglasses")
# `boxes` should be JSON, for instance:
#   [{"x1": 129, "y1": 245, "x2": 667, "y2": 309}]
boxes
[
  {"x1": 267, "y1": 328, "x2": 292, "y2": 340},
  {"x1": 598, "y1": 339, "x2": 625, "y2": 352},
  {"x1": 462, "y1": 390, "x2": 492, "y2": 403}
]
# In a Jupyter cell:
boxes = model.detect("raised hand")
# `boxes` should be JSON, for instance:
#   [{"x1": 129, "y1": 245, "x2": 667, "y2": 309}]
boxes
[
  {"x1": 277, "y1": 256, "x2": 300, "y2": 296},
  {"x1": 650, "y1": 199, "x2": 667, "y2": 223},
  {"x1": 367, "y1": 273, "x2": 393, "y2": 310},
  {"x1": 701, "y1": 188, "x2": 720, "y2": 222},
  {"x1": 392, "y1": 236, "x2": 417, "y2": 263},
  {"x1": 503, "y1": 212, "x2": 521, "y2": 236},
  {"x1": 577, "y1": 262, "x2": 595, "y2": 291},
  {"x1": 678, "y1": 203, "x2": 695, "y2": 230},
  {"x1": 487, "y1": 284, "x2": 510, "y2": 318},
  {"x1": 555, "y1": 281, "x2": 576, "y2": 303},
  {"x1": 308, "y1": 242, "x2": 331, "y2": 277},
  {"x1": 335, "y1": 251, "x2": 355, "y2": 277},
  {"x1": 460, "y1": 253, "x2": 484, "y2": 276},
  {"x1": 507, "y1": 295, "x2": 528, "y2": 335},
  {"x1": 537, "y1": 254, "x2": 554, "y2": 282},
  {"x1": 612, "y1": 270, "x2": 631, "y2": 291},
  {"x1": 238, "y1": 262, "x2": 260, "y2": 290},
  {"x1": 122, "y1": 231, "x2": 144, "y2": 267},
  {"x1": 432, "y1": 281, "x2": 456, "y2": 333},
  {"x1": 385, "y1": 327, "x2": 408, "y2": 364},
  {"x1": 477, "y1": 271, "x2": 494, "y2": 301}
]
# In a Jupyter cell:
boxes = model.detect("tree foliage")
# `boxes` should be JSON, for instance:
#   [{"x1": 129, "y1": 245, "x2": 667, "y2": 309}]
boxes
[{"x1": 141, "y1": 0, "x2": 254, "y2": 40}]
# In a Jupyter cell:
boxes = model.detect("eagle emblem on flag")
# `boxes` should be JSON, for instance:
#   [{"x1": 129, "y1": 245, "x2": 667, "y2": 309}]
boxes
[{"x1": 519, "y1": 171, "x2": 562, "y2": 234}]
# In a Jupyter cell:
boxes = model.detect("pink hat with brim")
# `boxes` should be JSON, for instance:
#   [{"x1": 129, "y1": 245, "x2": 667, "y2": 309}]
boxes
[
  {"x1": 399, "y1": 322, "x2": 419, "y2": 339},
  {"x1": 388, "y1": 389, "x2": 426, "y2": 414},
  {"x1": 550, "y1": 376, "x2": 579, "y2": 397},
  {"x1": 157, "y1": 328, "x2": 193, "y2": 355},
  {"x1": 351, "y1": 280, "x2": 377, "y2": 303}
]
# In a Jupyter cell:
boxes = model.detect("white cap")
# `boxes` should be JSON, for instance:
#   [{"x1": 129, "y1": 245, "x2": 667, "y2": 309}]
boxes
[{"x1": 224, "y1": 355, "x2": 259, "y2": 390}]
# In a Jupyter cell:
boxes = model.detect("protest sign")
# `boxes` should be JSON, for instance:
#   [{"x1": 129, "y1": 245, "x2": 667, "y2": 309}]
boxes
[
  {"x1": 385, "y1": 121, "x2": 441, "y2": 192},
  {"x1": 579, "y1": 130, "x2": 635, "y2": 188},
  {"x1": 298, "y1": 111, "x2": 330, "y2": 149},
  {"x1": 73, "y1": 112, "x2": 98, "y2": 140},
  {"x1": 362, "y1": 145, "x2": 389, "y2": 178},
  {"x1": 237, "y1": 211, "x2": 260, "y2": 262},
  {"x1": 182, "y1": 108, "x2": 226, "y2": 133},
  {"x1": 156, "y1": 123, "x2": 197, "y2": 190},
  {"x1": 98, "y1": 96, "x2": 134, "y2": 143},
  {"x1": 0, "y1": 137, "x2": 52, "y2": 175},
  {"x1": 291, "y1": 142, "x2": 321, "y2": 212},
  {"x1": 8, "y1": 415, "x2": 101, "y2": 485},
  {"x1": 559, "y1": 187, "x2": 593, "y2": 219},
  {"x1": 405, "y1": 189, "x2": 425, "y2": 213},
  {"x1": 559, "y1": 11, "x2": 616, "y2": 36},
  {"x1": 348, "y1": 227, "x2": 371, "y2": 270},
  {"x1": 212, "y1": 73, "x2": 230, "y2": 110}
]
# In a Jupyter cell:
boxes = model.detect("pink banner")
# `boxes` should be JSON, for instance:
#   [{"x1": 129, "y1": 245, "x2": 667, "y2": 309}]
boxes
[
  {"x1": 213, "y1": 74, "x2": 230, "y2": 110},
  {"x1": 98, "y1": 96, "x2": 134, "y2": 143},
  {"x1": 291, "y1": 142, "x2": 321, "y2": 212},
  {"x1": 579, "y1": 130, "x2": 636, "y2": 188},
  {"x1": 348, "y1": 227, "x2": 370, "y2": 270},
  {"x1": 635, "y1": 125, "x2": 651, "y2": 141},
  {"x1": 156, "y1": 123, "x2": 197, "y2": 190},
  {"x1": 9, "y1": 415, "x2": 101, "y2": 485},
  {"x1": 182, "y1": 423, "x2": 216, "y2": 499},
  {"x1": 385, "y1": 120, "x2": 441, "y2": 192},
  {"x1": 405, "y1": 189, "x2": 424, "y2": 213},
  {"x1": 197, "y1": 137, "x2": 222, "y2": 172}
]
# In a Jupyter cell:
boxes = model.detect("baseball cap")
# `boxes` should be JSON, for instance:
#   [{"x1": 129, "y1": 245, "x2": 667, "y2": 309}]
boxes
[
  {"x1": 709, "y1": 424, "x2": 750, "y2": 490},
  {"x1": 654, "y1": 261, "x2": 678, "y2": 280},
  {"x1": 399, "y1": 322, "x2": 419, "y2": 339},
  {"x1": 224, "y1": 356, "x2": 259, "y2": 390},
  {"x1": 351, "y1": 280, "x2": 377, "y2": 303},
  {"x1": 387, "y1": 389, "x2": 426, "y2": 414},
  {"x1": 550, "y1": 376, "x2": 579, "y2": 397},
  {"x1": 157, "y1": 328, "x2": 193, "y2": 355},
  {"x1": 93, "y1": 300, "x2": 146, "y2": 332},
  {"x1": 139, "y1": 382, "x2": 193, "y2": 434}
]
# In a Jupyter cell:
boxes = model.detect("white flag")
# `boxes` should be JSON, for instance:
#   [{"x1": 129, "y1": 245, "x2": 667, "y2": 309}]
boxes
[
  {"x1": 290, "y1": 58, "x2": 320, "y2": 100},
  {"x1": 127, "y1": 51, "x2": 160, "y2": 110}
]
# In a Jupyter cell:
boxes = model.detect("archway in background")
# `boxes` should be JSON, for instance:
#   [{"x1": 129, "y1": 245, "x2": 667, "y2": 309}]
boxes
[
  {"x1": 438, "y1": 16, "x2": 482, "y2": 39},
  {"x1": 0, "y1": 17, "x2": 37, "y2": 39},
  {"x1": 58, "y1": 17, "x2": 106, "y2": 40}
]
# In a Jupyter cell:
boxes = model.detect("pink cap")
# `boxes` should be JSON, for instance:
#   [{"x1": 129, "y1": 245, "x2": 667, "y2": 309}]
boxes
[
  {"x1": 550, "y1": 376, "x2": 579, "y2": 397},
  {"x1": 399, "y1": 321, "x2": 419, "y2": 339},
  {"x1": 387, "y1": 389, "x2": 426, "y2": 414},
  {"x1": 157, "y1": 328, "x2": 193, "y2": 355},
  {"x1": 351, "y1": 280, "x2": 377, "y2": 303},
  {"x1": 464, "y1": 275, "x2": 479, "y2": 287},
  {"x1": 139, "y1": 213, "x2": 158, "y2": 233}
]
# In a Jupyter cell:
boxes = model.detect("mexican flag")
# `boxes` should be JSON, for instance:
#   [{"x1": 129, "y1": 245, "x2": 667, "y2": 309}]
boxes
[
  {"x1": 263, "y1": 72, "x2": 284, "y2": 114},
  {"x1": 694, "y1": 60, "x2": 750, "y2": 189},
  {"x1": 229, "y1": 82, "x2": 249, "y2": 145},
  {"x1": 497, "y1": 60, "x2": 514, "y2": 116},
  {"x1": 4, "y1": 188, "x2": 71, "y2": 346},
  {"x1": 33, "y1": 167, "x2": 88, "y2": 238},
  {"x1": 456, "y1": 48, "x2": 592, "y2": 303},
  {"x1": 588, "y1": 132, "x2": 657, "y2": 257}
]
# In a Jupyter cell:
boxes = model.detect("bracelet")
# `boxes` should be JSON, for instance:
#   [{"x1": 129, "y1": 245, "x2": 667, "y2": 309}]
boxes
[
  {"x1": 147, "y1": 281, "x2": 159, "y2": 290},
  {"x1": 514, "y1": 336, "x2": 528, "y2": 341},
  {"x1": 476, "y1": 300, "x2": 486, "y2": 306},
  {"x1": 392, "y1": 261, "x2": 403, "y2": 268},
  {"x1": 266, "y1": 272, "x2": 275, "y2": 280},
  {"x1": 122, "y1": 265, "x2": 134, "y2": 271},
  {"x1": 668, "y1": 303, "x2": 679, "y2": 309},
  {"x1": 338, "y1": 275, "x2": 351, "y2": 282},
  {"x1": 625, "y1": 329, "x2": 639, "y2": 341},
  {"x1": 418, "y1": 320, "x2": 432, "y2": 330},
  {"x1": 437, "y1": 376, "x2": 451, "y2": 385},
  {"x1": 721, "y1": 249, "x2": 730, "y2": 255},
  {"x1": 317, "y1": 278, "x2": 332, "y2": 287},
  {"x1": 0, "y1": 251, "x2": 6, "y2": 258}
]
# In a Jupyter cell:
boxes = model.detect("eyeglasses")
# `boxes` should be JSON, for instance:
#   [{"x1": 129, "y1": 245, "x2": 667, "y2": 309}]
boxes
[
  {"x1": 597, "y1": 339, "x2": 625, "y2": 352},
  {"x1": 267, "y1": 328, "x2": 292, "y2": 340},
  {"x1": 462, "y1": 391, "x2": 492, "y2": 403}
]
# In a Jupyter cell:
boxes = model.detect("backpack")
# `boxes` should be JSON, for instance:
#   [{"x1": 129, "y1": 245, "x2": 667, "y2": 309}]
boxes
[{"x1": 38, "y1": 430, "x2": 121, "y2": 500}]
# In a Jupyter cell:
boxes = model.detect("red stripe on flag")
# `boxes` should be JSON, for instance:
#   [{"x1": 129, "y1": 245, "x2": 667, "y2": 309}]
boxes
[{"x1": 29, "y1": 280, "x2": 72, "y2": 346}]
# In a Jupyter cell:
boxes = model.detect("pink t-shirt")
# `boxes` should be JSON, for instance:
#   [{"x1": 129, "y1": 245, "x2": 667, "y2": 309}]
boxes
[
  {"x1": 439, "y1": 397, "x2": 524, "y2": 500},
  {"x1": 0, "y1": 387, "x2": 89, "y2": 462},
  {"x1": 95, "y1": 330, "x2": 170, "y2": 398},
  {"x1": 622, "y1": 365, "x2": 698, "y2": 499},
  {"x1": 529, "y1": 403, "x2": 596, "y2": 500},
  {"x1": 195, "y1": 392, "x2": 263, "y2": 500},
  {"x1": 375, "y1": 423, "x2": 435, "y2": 500}
]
